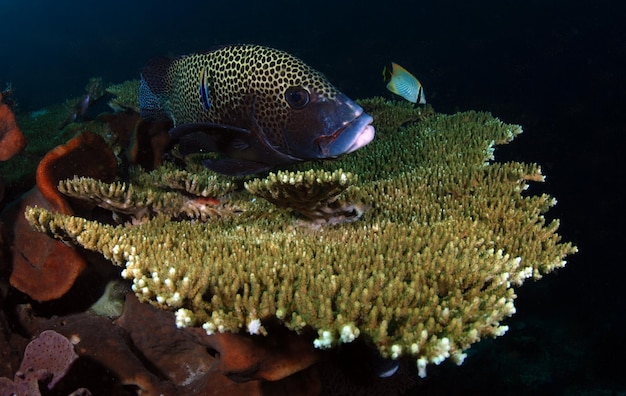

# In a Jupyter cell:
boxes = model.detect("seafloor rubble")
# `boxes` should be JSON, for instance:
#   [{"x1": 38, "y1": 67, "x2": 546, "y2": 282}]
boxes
[{"x1": 0, "y1": 83, "x2": 576, "y2": 395}]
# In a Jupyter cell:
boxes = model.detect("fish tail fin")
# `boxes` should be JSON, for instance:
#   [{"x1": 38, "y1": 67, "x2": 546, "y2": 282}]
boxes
[{"x1": 139, "y1": 56, "x2": 173, "y2": 121}]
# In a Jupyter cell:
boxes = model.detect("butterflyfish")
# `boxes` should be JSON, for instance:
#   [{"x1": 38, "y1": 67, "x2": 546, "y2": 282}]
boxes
[{"x1": 383, "y1": 62, "x2": 426, "y2": 104}]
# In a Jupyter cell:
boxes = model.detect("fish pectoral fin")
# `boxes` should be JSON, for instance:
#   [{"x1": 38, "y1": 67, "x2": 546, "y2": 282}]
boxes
[
  {"x1": 169, "y1": 122, "x2": 252, "y2": 155},
  {"x1": 202, "y1": 158, "x2": 272, "y2": 176},
  {"x1": 169, "y1": 122, "x2": 251, "y2": 141},
  {"x1": 178, "y1": 132, "x2": 219, "y2": 156},
  {"x1": 229, "y1": 138, "x2": 250, "y2": 151}
]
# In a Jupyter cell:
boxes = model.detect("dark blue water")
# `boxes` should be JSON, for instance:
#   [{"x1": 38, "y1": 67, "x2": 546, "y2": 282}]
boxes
[
  {"x1": 3, "y1": 0, "x2": 621, "y2": 114},
  {"x1": 2, "y1": 0, "x2": 625, "y2": 393}
]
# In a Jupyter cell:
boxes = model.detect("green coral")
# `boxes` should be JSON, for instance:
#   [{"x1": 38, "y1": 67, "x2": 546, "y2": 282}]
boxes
[
  {"x1": 106, "y1": 80, "x2": 141, "y2": 112},
  {"x1": 25, "y1": 100, "x2": 576, "y2": 377}
]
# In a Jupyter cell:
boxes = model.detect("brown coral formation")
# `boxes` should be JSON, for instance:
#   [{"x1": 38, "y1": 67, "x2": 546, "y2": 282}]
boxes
[
  {"x1": 6, "y1": 131, "x2": 117, "y2": 301},
  {"x1": 6, "y1": 187, "x2": 88, "y2": 302},
  {"x1": 96, "y1": 111, "x2": 171, "y2": 170},
  {"x1": 6, "y1": 292, "x2": 320, "y2": 396},
  {"x1": 0, "y1": 92, "x2": 26, "y2": 161},
  {"x1": 35, "y1": 131, "x2": 118, "y2": 215}
]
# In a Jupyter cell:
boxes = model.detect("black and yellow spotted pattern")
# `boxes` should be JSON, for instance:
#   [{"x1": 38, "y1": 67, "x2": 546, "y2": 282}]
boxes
[{"x1": 161, "y1": 45, "x2": 338, "y2": 150}]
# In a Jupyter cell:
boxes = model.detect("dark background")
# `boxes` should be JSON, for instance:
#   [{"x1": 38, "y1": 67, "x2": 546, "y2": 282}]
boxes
[{"x1": 2, "y1": 0, "x2": 624, "y2": 393}]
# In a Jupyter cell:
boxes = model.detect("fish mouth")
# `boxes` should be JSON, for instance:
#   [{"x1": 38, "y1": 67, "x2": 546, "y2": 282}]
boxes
[{"x1": 317, "y1": 112, "x2": 375, "y2": 157}]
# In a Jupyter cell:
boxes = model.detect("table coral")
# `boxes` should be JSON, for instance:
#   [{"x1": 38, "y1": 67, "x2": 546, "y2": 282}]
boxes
[
  {"x1": 57, "y1": 163, "x2": 236, "y2": 223},
  {"x1": 244, "y1": 169, "x2": 366, "y2": 225},
  {"x1": 24, "y1": 99, "x2": 577, "y2": 377}
]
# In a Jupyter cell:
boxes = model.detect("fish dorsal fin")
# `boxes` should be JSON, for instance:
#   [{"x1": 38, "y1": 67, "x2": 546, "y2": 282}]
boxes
[
  {"x1": 140, "y1": 56, "x2": 173, "y2": 97},
  {"x1": 386, "y1": 62, "x2": 425, "y2": 104}
]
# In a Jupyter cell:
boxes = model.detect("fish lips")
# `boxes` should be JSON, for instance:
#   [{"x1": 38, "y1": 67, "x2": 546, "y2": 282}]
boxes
[{"x1": 317, "y1": 112, "x2": 375, "y2": 157}]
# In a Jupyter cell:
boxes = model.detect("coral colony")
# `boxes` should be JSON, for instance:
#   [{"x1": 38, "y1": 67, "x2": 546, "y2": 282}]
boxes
[
  {"x1": 0, "y1": 77, "x2": 576, "y2": 394},
  {"x1": 20, "y1": 90, "x2": 575, "y2": 383}
]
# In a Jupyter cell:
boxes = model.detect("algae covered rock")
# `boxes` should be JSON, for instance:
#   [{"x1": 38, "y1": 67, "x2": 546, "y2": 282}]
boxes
[{"x1": 25, "y1": 99, "x2": 576, "y2": 377}]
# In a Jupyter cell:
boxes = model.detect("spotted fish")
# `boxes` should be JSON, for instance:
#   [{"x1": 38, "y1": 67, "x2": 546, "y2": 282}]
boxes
[{"x1": 139, "y1": 44, "x2": 375, "y2": 175}]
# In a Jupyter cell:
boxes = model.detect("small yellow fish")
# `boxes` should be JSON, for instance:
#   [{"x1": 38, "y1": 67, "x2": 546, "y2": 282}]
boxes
[{"x1": 383, "y1": 62, "x2": 426, "y2": 104}]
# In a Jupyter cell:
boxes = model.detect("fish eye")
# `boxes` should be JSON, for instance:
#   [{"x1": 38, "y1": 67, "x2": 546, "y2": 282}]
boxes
[{"x1": 285, "y1": 86, "x2": 310, "y2": 109}]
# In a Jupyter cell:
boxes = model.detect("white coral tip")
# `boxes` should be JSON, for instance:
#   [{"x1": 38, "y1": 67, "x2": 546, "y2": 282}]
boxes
[
  {"x1": 313, "y1": 330, "x2": 333, "y2": 349},
  {"x1": 340, "y1": 324, "x2": 360, "y2": 343},
  {"x1": 247, "y1": 318, "x2": 262, "y2": 335},
  {"x1": 417, "y1": 357, "x2": 428, "y2": 378}
]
